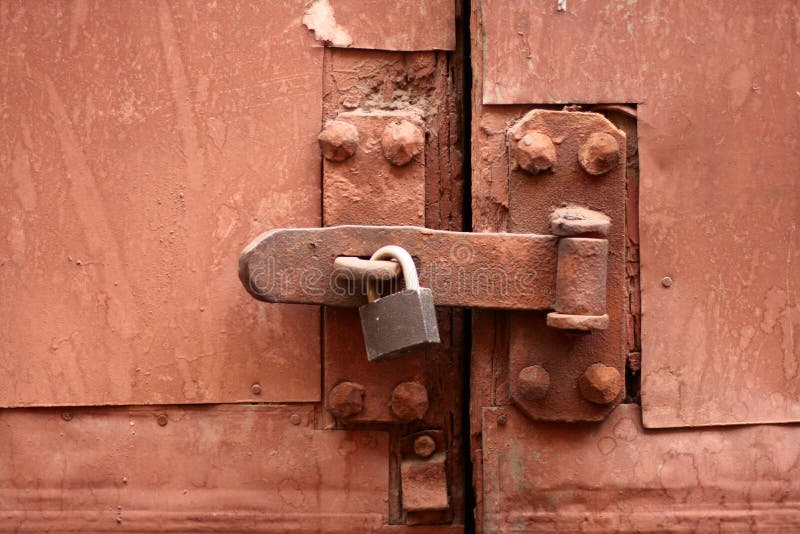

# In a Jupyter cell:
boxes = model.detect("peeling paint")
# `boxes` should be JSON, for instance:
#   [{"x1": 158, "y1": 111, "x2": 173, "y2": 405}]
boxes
[{"x1": 302, "y1": 0, "x2": 352, "y2": 47}]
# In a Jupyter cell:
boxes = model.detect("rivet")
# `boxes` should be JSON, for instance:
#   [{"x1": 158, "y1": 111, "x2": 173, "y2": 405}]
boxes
[
  {"x1": 578, "y1": 363, "x2": 623, "y2": 405},
  {"x1": 61, "y1": 412, "x2": 73, "y2": 422},
  {"x1": 578, "y1": 132, "x2": 621, "y2": 175},
  {"x1": 318, "y1": 120, "x2": 359, "y2": 162},
  {"x1": 290, "y1": 413, "x2": 301, "y2": 426},
  {"x1": 251, "y1": 383, "x2": 262, "y2": 395},
  {"x1": 156, "y1": 414, "x2": 168, "y2": 427},
  {"x1": 661, "y1": 276, "x2": 673, "y2": 288},
  {"x1": 390, "y1": 381, "x2": 429, "y2": 421},
  {"x1": 513, "y1": 132, "x2": 557, "y2": 174},
  {"x1": 413, "y1": 435, "x2": 436, "y2": 458},
  {"x1": 517, "y1": 365, "x2": 550, "y2": 401},
  {"x1": 327, "y1": 381, "x2": 366, "y2": 418},
  {"x1": 381, "y1": 120, "x2": 424, "y2": 166}
]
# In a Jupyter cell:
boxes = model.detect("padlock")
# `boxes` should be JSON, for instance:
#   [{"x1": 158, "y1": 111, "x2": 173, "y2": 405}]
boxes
[{"x1": 359, "y1": 245, "x2": 440, "y2": 362}]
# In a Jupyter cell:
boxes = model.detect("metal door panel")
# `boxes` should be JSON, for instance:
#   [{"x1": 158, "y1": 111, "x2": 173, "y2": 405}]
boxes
[
  {"x1": 482, "y1": 404, "x2": 800, "y2": 532},
  {"x1": 0, "y1": 405, "x2": 391, "y2": 532},
  {"x1": 476, "y1": 0, "x2": 800, "y2": 427},
  {"x1": 0, "y1": 0, "x2": 323, "y2": 406}
]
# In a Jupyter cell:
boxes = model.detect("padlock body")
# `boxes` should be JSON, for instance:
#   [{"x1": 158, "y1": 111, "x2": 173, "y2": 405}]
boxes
[{"x1": 359, "y1": 288, "x2": 440, "y2": 362}]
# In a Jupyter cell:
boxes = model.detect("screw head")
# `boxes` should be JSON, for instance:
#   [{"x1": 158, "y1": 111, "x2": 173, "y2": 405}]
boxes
[
  {"x1": 413, "y1": 435, "x2": 437, "y2": 458},
  {"x1": 318, "y1": 120, "x2": 359, "y2": 162},
  {"x1": 578, "y1": 132, "x2": 621, "y2": 175},
  {"x1": 517, "y1": 365, "x2": 550, "y2": 401},
  {"x1": 661, "y1": 276, "x2": 673, "y2": 288},
  {"x1": 514, "y1": 132, "x2": 557, "y2": 174},
  {"x1": 327, "y1": 381, "x2": 366, "y2": 418},
  {"x1": 578, "y1": 363, "x2": 623, "y2": 405},
  {"x1": 390, "y1": 381, "x2": 429, "y2": 421},
  {"x1": 289, "y1": 413, "x2": 302, "y2": 426},
  {"x1": 251, "y1": 383, "x2": 262, "y2": 395},
  {"x1": 156, "y1": 414, "x2": 168, "y2": 427},
  {"x1": 381, "y1": 120, "x2": 424, "y2": 166}
]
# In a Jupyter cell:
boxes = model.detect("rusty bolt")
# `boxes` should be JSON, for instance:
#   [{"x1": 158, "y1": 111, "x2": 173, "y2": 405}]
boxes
[
  {"x1": 517, "y1": 365, "x2": 550, "y2": 401},
  {"x1": 578, "y1": 363, "x2": 623, "y2": 405},
  {"x1": 578, "y1": 132, "x2": 621, "y2": 175},
  {"x1": 251, "y1": 383, "x2": 262, "y2": 395},
  {"x1": 514, "y1": 132, "x2": 557, "y2": 174},
  {"x1": 413, "y1": 435, "x2": 437, "y2": 458},
  {"x1": 318, "y1": 120, "x2": 359, "y2": 162},
  {"x1": 61, "y1": 412, "x2": 73, "y2": 422},
  {"x1": 289, "y1": 413, "x2": 301, "y2": 426},
  {"x1": 327, "y1": 381, "x2": 366, "y2": 419},
  {"x1": 156, "y1": 414, "x2": 168, "y2": 427},
  {"x1": 390, "y1": 381, "x2": 429, "y2": 421},
  {"x1": 381, "y1": 120, "x2": 424, "y2": 166},
  {"x1": 661, "y1": 276, "x2": 673, "y2": 288}
]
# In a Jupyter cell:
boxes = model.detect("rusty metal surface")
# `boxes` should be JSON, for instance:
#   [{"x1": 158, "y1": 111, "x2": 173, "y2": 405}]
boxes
[
  {"x1": 400, "y1": 453, "x2": 449, "y2": 513},
  {"x1": 240, "y1": 225, "x2": 557, "y2": 310},
  {"x1": 482, "y1": 404, "x2": 800, "y2": 532},
  {"x1": 0, "y1": 1, "x2": 322, "y2": 407},
  {"x1": 479, "y1": 0, "x2": 800, "y2": 427},
  {"x1": 507, "y1": 110, "x2": 627, "y2": 422},
  {"x1": 302, "y1": 0, "x2": 455, "y2": 51},
  {"x1": 323, "y1": 110, "x2": 426, "y2": 226},
  {"x1": 0, "y1": 405, "x2": 393, "y2": 532}
]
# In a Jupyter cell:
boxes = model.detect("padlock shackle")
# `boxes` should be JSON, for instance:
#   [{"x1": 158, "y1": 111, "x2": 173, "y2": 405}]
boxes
[{"x1": 366, "y1": 245, "x2": 419, "y2": 302}]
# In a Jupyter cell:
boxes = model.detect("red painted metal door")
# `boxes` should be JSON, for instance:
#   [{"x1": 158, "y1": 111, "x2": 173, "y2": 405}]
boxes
[
  {"x1": 3, "y1": 0, "x2": 799, "y2": 531},
  {"x1": 470, "y1": 0, "x2": 800, "y2": 531}
]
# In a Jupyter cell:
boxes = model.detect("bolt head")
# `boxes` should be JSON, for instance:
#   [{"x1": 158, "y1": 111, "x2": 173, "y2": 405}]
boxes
[
  {"x1": 289, "y1": 413, "x2": 302, "y2": 426},
  {"x1": 318, "y1": 120, "x2": 359, "y2": 162},
  {"x1": 327, "y1": 381, "x2": 366, "y2": 418},
  {"x1": 381, "y1": 120, "x2": 424, "y2": 166},
  {"x1": 250, "y1": 383, "x2": 262, "y2": 395},
  {"x1": 578, "y1": 132, "x2": 621, "y2": 175},
  {"x1": 661, "y1": 276, "x2": 673, "y2": 288},
  {"x1": 514, "y1": 132, "x2": 557, "y2": 174},
  {"x1": 578, "y1": 363, "x2": 623, "y2": 405},
  {"x1": 413, "y1": 435, "x2": 437, "y2": 458},
  {"x1": 517, "y1": 365, "x2": 550, "y2": 401},
  {"x1": 156, "y1": 414, "x2": 168, "y2": 427},
  {"x1": 61, "y1": 412, "x2": 74, "y2": 422},
  {"x1": 390, "y1": 381, "x2": 429, "y2": 421}
]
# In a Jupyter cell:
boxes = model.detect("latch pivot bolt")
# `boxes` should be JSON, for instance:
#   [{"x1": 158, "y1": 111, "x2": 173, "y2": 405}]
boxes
[
  {"x1": 578, "y1": 363, "x2": 622, "y2": 404},
  {"x1": 381, "y1": 120, "x2": 424, "y2": 166},
  {"x1": 318, "y1": 120, "x2": 359, "y2": 162},
  {"x1": 578, "y1": 132, "x2": 620, "y2": 175},
  {"x1": 514, "y1": 132, "x2": 557, "y2": 174}
]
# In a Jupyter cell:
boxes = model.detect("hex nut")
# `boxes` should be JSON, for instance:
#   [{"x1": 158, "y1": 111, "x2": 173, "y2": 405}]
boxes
[
  {"x1": 318, "y1": 120, "x2": 359, "y2": 162},
  {"x1": 327, "y1": 381, "x2": 366, "y2": 418},
  {"x1": 381, "y1": 120, "x2": 424, "y2": 166},
  {"x1": 514, "y1": 132, "x2": 557, "y2": 174},
  {"x1": 517, "y1": 365, "x2": 550, "y2": 401},
  {"x1": 413, "y1": 435, "x2": 437, "y2": 458},
  {"x1": 578, "y1": 132, "x2": 621, "y2": 175},
  {"x1": 578, "y1": 363, "x2": 623, "y2": 405},
  {"x1": 390, "y1": 381, "x2": 429, "y2": 421}
]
